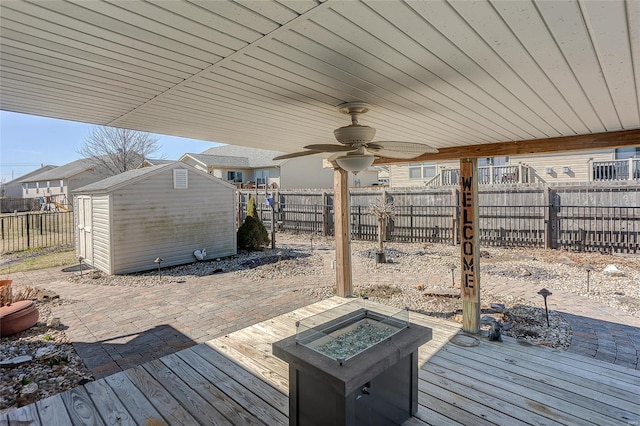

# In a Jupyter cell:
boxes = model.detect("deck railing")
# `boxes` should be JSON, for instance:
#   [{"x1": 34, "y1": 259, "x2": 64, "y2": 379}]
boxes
[
  {"x1": 427, "y1": 164, "x2": 529, "y2": 187},
  {"x1": 590, "y1": 158, "x2": 640, "y2": 182}
]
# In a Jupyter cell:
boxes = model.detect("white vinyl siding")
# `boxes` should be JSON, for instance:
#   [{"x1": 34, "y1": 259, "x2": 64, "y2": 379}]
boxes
[
  {"x1": 90, "y1": 195, "x2": 111, "y2": 274},
  {"x1": 75, "y1": 164, "x2": 236, "y2": 275}
]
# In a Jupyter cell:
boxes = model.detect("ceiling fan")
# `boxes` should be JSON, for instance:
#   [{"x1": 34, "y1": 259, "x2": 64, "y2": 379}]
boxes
[{"x1": 273, "y1": 102, "x2": 438, "y2": 173}]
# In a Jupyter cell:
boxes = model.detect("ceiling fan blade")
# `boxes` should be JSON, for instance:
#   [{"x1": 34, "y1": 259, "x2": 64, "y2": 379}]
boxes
[
  {"x1": 304, "y1": 144, "x2": 357, "y2": 153},
  {"x1": 273, "y1": 150, "x2": 322, "y2": 160},
  {"x1": 365, "y1": 141, "x2": 438, "y2": 159}
]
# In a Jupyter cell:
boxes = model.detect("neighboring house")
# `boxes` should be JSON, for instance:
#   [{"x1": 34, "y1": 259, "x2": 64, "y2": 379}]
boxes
[
  {"x1": 138, "y1": 158, "x2": 174, "y2": 168},
  {"x1": 73, "y1": 162, "x2": 236, "y2": 275},
  {"x1": 1, "y1": 165, "x2": 57, "y2": 198},
  {"x1": 20, "y1": 159, "x2": 107, "y2": 209},
  {"x1": 389, "y1": 146, "x2": 640, "y2": 187},
  {"x1": 180, "y1": 145, "x2": 378, "y2": 189}
]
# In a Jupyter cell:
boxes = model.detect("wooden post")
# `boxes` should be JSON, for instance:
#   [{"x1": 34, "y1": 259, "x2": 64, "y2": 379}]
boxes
[
  {"x1": 333, "y1": 166, "x2": 352, "y2": 297},
  {"x1": 459, "y1": 158, "x2": 480, "y2": 334}
]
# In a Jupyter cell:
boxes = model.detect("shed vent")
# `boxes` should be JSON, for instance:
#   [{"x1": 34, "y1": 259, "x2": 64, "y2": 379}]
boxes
[{"x1": 173, "y1": 169, "x2": 188, "y2": 189}]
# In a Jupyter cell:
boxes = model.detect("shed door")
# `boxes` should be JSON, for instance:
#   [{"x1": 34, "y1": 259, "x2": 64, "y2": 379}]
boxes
[{"x1": 77, "y1": 196, "x2": 93, "y2": 263}]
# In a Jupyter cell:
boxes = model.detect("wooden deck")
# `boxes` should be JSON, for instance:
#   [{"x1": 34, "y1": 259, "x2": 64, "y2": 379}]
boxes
[{"x1": 3, "y1": 297, "x2": 639, "y2": 425}]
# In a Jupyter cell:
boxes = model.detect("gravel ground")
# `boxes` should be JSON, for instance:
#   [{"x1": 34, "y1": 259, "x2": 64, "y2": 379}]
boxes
[
  {"x1": 0, "y1": 299, "x2": 93, "y2": 413},
  {"x1": 2, "y1": 233, "x2": 639, "y2": 412}
]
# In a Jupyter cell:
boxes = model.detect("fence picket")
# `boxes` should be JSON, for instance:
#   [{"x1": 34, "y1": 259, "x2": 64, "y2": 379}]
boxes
[{"x1": 0, "y1": 211, "x2": 74, "y2": 253}]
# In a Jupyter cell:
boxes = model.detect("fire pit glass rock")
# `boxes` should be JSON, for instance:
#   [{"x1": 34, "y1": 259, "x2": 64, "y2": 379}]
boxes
[{"x1": 295, "y1": 300, "x2": 408, "y2": 364}]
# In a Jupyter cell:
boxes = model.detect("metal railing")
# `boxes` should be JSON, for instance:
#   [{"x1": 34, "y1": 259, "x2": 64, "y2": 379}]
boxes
[{"x1": 0, "y1": 211, "x2": 74, "y2": 253}]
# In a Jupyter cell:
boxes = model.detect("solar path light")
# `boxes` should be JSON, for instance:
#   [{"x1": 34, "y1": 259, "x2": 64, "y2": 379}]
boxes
[{"x1": 537, "y1": 288, "x2": 552, "y2": 327}]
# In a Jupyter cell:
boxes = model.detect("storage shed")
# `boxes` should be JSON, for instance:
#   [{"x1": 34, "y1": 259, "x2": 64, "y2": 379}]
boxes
[{"x1": 73, "y1": 162, "x2": 237, "y2": 275}]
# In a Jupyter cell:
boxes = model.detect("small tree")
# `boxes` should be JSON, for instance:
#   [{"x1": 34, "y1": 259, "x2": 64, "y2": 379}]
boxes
[
  {"x1": 369, "y1": 197, "x2": 396, "y2": 253},
  {"x1": 78, "y1": 126, "x2": 160, "y2": 177},
  {"x1": 237, "y1": 196, "x2": 269, "y2": 250}
]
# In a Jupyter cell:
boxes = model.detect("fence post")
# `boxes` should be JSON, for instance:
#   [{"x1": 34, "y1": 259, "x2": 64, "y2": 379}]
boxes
[
  {"x1": 322, "y1": 192, "x2": 328, "y2": 236},
  {"x1": 544, "y1": 186, "x2": 558, "y2": 249},
  {"x1": 26, "y1": 213, "x2": 30, "y2": 248},
  {"x1": 452, "y1": 188, "x2": 459, "y2": 245}
]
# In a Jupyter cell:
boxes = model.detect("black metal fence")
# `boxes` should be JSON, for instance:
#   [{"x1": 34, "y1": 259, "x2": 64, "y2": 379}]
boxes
[{"x1": 0, "y1": 211, "x2": 74, "y2": 253}]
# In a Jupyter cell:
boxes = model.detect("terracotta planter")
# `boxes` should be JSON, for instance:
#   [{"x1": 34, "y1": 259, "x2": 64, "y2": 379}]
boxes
[{"x1": 0, "y1": 300, "x2": 39, "y2": 337}]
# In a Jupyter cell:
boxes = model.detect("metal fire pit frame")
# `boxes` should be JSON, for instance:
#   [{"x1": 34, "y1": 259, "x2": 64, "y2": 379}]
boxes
[{"x1": 273, "y1": 302, "x2": 432, "y2": 426}]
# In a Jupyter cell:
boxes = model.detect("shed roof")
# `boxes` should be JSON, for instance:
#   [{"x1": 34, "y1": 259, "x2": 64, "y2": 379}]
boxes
[{"x1": 73, "y1": 162, "x2": 235, "y2": 194}]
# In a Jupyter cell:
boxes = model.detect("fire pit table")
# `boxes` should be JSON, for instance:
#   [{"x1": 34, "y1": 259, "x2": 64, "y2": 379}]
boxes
[{"x1": 273, "y1": 299, "x2": 432, "y2": 426}]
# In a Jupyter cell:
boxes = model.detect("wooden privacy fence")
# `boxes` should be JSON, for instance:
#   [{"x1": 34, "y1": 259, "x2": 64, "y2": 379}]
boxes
[
  {"x1": 239, "y1": 185, "x2": 640, "y2": 254},
  {"x1": 0, "y1": 211, "x2": 74, "y2": 253}
]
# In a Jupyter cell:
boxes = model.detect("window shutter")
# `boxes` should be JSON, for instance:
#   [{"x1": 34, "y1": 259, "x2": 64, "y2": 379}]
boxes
[{"x1": 173, "y1": 169, "x2": 188, "y2": 189}]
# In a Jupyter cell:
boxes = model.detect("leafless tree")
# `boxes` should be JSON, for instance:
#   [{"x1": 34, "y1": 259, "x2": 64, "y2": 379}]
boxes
[
  {"x1": 78, "y1": 126, "x2": 160, "y2": 177},
  {"x1": 369, "y1": 197, "x2": 396, "y2": 252}
]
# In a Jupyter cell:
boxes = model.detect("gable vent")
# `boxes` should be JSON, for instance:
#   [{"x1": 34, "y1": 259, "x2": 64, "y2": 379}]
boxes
[{"x1": 173, "y1": 169, "x2": 188, "y2": 189}]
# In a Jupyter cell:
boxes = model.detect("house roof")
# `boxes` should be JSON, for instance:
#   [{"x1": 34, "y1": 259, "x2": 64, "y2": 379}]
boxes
[
  {"x1": 5, "y1": 165, "x2": 57, "y2": 184},
  {"x1": 73, "y1": 162, "x2": 236, "y2": 193},
  {"x1": 182, "y1": 153, "x2": 249, "y2": 169},
  {"x1": 139, "y1": 158, "x2": 174, "y2": 167},
  {"x1": 183, "y1": 145, "x2": 287, "y2": 169},
  {"x1": 21, "y1": 159, "x2": 95, "y2": 182},
  {"x1": 0, "y1": 1, "x2": 639, "y2": 162}
]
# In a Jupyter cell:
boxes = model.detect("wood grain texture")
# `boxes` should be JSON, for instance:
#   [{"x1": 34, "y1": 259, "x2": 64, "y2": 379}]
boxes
[
  {"x1": 333, "y1": 166, "x2": 352, "y2": 297},
  {"x1": 84, "y1": 378, "x2": 135, "y2": 426},
  {"x1": 6, "y1": 403, "x2": 40, "y2": 425},
  {"x1": 375, "y1": 129, "x2": 640, "y2": 164},
  {"x1": 35, "y1": 394, "x2": 72, "y2": 426},
  {"x1": 141, "y1": 359, "x2": 232, "y2": 426},
  {"x1": 60, "y1": 386, "x2": 106, "y2": 426},
  {"x1": 125, "y1": 365, "x2": 199, "y2": 425},
  {"x1": 103, "y1": 372, "x2": 165, "y2": 425},
  {"x1": 160, "y1": 353, "x2": 263, "y2": 425}
]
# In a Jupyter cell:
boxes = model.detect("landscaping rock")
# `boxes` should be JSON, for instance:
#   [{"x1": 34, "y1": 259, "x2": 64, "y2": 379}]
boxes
[
  {"x1": 0, "y1": 355, "x2": 33, "y2": 368},
  {"x1": 602, "y1": 264, "x2": 625, "y2": 276}
]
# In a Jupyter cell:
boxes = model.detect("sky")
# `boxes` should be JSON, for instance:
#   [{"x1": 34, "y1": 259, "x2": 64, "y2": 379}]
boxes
[{"x1": 0, "y1": 111, "x2": 222, "y2": 183}]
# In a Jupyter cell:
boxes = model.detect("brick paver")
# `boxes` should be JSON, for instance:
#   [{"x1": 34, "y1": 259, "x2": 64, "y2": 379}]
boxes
[{"x1": 7, "y1": 245, "x2": 640, "y2": 377}]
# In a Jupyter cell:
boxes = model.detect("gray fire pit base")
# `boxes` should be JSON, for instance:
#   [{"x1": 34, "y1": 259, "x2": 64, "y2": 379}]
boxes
[
  {"x1": 291, "y1": 351, "x2": 417, "y2": 426},
  {"x1": 273, "y1": 320, "x2": 432, "y2": 426}
]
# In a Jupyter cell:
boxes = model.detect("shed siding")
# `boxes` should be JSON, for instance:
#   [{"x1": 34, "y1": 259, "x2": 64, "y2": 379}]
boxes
[
  {"x1": 110, "y1": 168, "x2": 236, "y2": 274},
  {"x1": 91, "y1": 194, "x2": 112, "y2": 274}
]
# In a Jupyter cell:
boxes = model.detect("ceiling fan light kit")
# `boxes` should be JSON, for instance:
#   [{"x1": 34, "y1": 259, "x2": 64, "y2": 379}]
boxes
[
  {"x1": 272, "y1": 102, "x2": 438, "y2": 171},
  {"x1": 335, "y1": 153, "x2": 375, "y2": 174}
]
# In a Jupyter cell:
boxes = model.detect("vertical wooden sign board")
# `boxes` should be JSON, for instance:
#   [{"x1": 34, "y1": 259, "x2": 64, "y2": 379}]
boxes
[
  {"x1": 334, "y1": 166, "x2": 352, "y2": 297},
  {"x1": 459, "y1": 158, "x2": 480, "y2": 333}
]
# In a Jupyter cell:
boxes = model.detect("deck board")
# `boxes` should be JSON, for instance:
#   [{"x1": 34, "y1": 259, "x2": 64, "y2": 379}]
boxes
[
  {"x1": 102, "y1": 372, "x2": 165, "y2": 425},
  {"x1": 6, "y1": 297, "x2": 640, "y2": 425}
]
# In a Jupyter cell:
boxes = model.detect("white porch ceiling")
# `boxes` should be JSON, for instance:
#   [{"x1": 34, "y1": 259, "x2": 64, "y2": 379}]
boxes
[{"x1": 1, "y1": 0, "x2": 639, "y2": 157}]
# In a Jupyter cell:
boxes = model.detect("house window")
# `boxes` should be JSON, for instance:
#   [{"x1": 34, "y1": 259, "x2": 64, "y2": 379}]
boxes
[
  {"x1": 24, "y1": 183, "x2": 29, "y2": 194},
  {"x1": 60, "y1": 180, "x2": 64, "y2": 188},
  {"x1": 409, "y1": 163, "x2": 437, "y2": 179},
  {"x1": 615, "y1": 147, "x2": 640, "y2": 159},
  {"x1": 36, "y1": 182, "x2": 40, "y2": 194},
  {"x1": 173, "y1": 169, "x2": 188, "y2": 189},
  {"x1": 227, "y1": 171, "x2": 243, "y2": 183},
  {"x1": 478, "y1": 156, "x2": 509, "y2": 166},
  {"x1": 255, "y1": 169, "x2": 269, "y2": 185}
]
